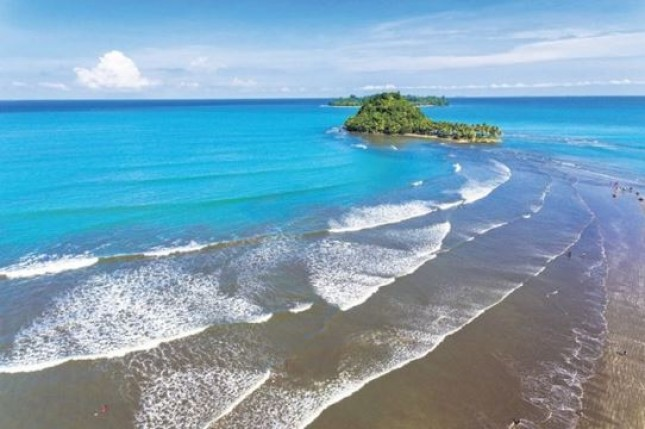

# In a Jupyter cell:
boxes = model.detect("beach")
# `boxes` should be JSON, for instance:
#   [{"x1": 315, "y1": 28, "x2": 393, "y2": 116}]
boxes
[{"x1": 0, "y1": 97, "x2": 644, "y2": 428}]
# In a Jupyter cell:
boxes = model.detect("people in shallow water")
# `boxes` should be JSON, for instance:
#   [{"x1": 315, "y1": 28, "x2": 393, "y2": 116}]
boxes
[
  {"x1": 610, "y1": 182, "x2": 644, "y2": 203},
  {"x1": 617, "y1": 350, "x2": 627, "y2": 356},
  {"x1": 512, "y1": 418, "x2": 521, "y2": 426}
]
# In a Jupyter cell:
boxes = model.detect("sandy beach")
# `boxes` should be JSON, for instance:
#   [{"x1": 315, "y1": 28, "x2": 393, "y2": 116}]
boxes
[
  {"x1": 309, "y1": 179, "x2": 645, "y2": 429},
  {"x1": 579, "y1": 188, "x2": 645, "y2": 428}
]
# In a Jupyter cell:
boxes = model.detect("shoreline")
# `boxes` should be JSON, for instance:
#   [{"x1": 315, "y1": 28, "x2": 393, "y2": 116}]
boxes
[
  {"x1": 307, "y1": 178, "x2": 643, "y2": 429},
  {"x1": 578, "y1": 189, "x2": 645, "y2": 428},
  {"x1": 347, "y1": 130, "x2": 500, "y2": 145},
  {"x1": 402, "y1": 133, "x2": 500, "y2": 144},
  {"x1": 327, "y1": 104, "x2": 442, "y2": 108}
]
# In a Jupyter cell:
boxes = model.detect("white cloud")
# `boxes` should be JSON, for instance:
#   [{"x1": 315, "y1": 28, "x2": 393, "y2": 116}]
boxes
[
  {"x1": 361, "y1": 84, "x2": 397, "y2": 91},
  {"x1": 74, "y1": 50, "x2": 155, "y2": 90},
  {"x1": 11, "y1": 81, "x2": 28, "y2": 87},
  {"x1": 231, "y1": 77, "x2": 257, "y2": 87},
  {"x1": 189, "y1": 56, "x2": 209, "y2": 69},
  {"x1": 344, "y1": 32, "x2": 645, "y2": 72},
  {"x1": 187, "y1": 56, "x2": 222, "y2": 72},
  {"x1": 38, "y1": 82, "x2": 69, "y2": 91},
  {"x1": 508, "y1": 28, "x2": 598, "y2": 41},
  {"x1": 379, "y1": 78, "x2": 645, "y2": 91},
  {"x1": 178, "y1": 81, "x2": 200, "y2": 88}
]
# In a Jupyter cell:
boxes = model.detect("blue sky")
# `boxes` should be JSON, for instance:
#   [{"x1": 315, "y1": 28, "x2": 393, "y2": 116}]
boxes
[{"x1": 1, "y1": 0, "x2": 644, "y2": 98}]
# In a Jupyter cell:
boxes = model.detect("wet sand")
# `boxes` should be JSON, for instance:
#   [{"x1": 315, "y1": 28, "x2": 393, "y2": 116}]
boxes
[
  {"x1": 578, "y1": 187, "x2": 645, "y2": 428},
  {"x1": 310, "y1": 180, "x2": 644, "y2": 429}
]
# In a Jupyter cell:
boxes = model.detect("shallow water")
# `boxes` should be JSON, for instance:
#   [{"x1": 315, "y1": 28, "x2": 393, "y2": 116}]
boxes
[{"x1": 0, "y1": 97, "x2": 644, "y2": 428}]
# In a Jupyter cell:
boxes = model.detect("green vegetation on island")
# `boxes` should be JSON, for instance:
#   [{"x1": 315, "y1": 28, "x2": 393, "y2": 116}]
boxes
[
  {"x1": 330, "y1": 94, "x2": 448, "y2": 107},
  {"x1": 343, "y1": 92, "x2": 501, "y2": 143}
]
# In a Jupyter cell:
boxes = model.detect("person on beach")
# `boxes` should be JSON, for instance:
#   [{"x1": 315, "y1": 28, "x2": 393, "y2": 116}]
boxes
[{"x1": 94, "y1": 404, "x2": 109, "y2": 417}]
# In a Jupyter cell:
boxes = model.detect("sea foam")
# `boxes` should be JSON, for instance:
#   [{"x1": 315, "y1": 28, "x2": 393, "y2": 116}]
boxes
[
  {"x1": 0, "y1": 254, "x2": 99, "y2": 280},
  {"x1": 458, "y1": 160, "x2": 511, "y2": 204},
  {"x1": 309, "y1": 222, "x2": 451, "y2": 310},
  {"x1": 0, "y1": 261, "x2": 269, "y2": 374},
  {"x1": 328, "y1": 200, "x2": 436, "y2": 233},
  {"x1": 135, "y1": 367, "x2": 271, "y2": 429},
  {"x1": 143, "y1": 241, "x2": 209, "y2": 257}
]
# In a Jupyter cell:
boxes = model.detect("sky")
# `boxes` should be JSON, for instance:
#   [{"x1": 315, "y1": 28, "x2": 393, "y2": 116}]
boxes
[{"x1": 1, "y1": 0, "x2": 645, "y2": 99}]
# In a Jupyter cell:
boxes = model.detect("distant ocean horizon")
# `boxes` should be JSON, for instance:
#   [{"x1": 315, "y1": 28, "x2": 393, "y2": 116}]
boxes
[{"x1": 1, "y1": 96, "x2": 644, "y2": 428}]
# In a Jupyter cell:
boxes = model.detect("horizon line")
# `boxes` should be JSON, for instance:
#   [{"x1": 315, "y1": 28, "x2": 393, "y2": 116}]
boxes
[{"x1": 2, "y1": 94, "x2": 645, "y2": 103}]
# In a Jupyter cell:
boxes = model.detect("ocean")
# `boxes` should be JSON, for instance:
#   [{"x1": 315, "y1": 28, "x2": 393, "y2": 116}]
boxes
[{"x1": 0, "y1": 97, "x2": 643, "y2": 428}]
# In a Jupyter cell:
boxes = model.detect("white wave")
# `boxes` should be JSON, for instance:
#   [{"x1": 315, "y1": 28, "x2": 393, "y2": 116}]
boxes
[
  {"x1": 453, "y1": 163, "x2": 462, "y2": 173},
  {"x1": 143, "y1": 241, "x2": 209, "y2": 257},
  {"x1": 0, "y1": 254, "x2": 99, "y2": 280},
  {"x1": 329, "y1": 200, "x2": 436, "y2": 233},
  {"x1": 223, "y1": 267, "x2": 555, "y2": 429},
  {"x1": 135, "y1": 367, "x2": 271, "y2": 429},
  {"x1": 204, "y1": 184, "x2": 595, "y2": 429},
  {"x1": 458, "y1": 160, "x2": 511, "y2": 204},
  {"x1": 309, "y1": 222, "x2": 450, "y2": 310},
  {"x1": 435, "y1": 200, "x2": 462, "y2": 210},
  {"x1": 530, "y1": 182, "x2": 552, "y2": 214},
  {"x1": 289, "y1": 303, "x2": 314, "y2": 314},
  {"x1": 249, "y1": 313, "x2": 274, "y2": 324},
  {"x1": 473, "y1": 221, "x2": 509, "y2": 235},
  {"x1": 390, "y1": 145, "x2": 399, "y2": 151},
  {"x1": 352, "y1": 144, "x2": 367, "y2": 150},
  {"x1": 0, "y1": 326, "x2": 209, "y2": 375},
  {"x1": 203, "y1": 371, "x2": 272, "y2": 428},
  {"x1": 0, "y1": 262, "x2": 269, "y2": 374},
  {"x1": 297, "y1": 248, "x2": 584, "y2": 429},
  {"x1": 0, "y1": 241, "x2": 211, "y2": 281},
  {"x1": 410, "y1": 180, "x2": 423, "y2": 187}
]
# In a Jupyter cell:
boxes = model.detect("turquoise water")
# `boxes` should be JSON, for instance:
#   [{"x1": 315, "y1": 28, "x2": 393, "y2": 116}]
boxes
[
  {"x1": 0, "y1": 100, "x2": 447, "y2": 265},
  {"x1": 2, "y1": 98, "x2": 642, "y2": 269},
  {"x1": 0, "y1": 97, "x2": 643, "y2": 428}
]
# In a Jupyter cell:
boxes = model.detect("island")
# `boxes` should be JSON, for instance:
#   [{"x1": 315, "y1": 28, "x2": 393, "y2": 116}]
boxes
[
  {"x1": 330, "y1": 94, "x2": 448, "y2": 107},
  {"x1": 343, "y1": 92, "x2": 501, "y2": 143}
]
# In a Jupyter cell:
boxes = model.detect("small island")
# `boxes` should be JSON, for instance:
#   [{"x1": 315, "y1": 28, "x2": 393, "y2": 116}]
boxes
[
  {"x1": 343, "y1": 92, "x2": 501, "y2": 143},
  {"x1": 330, "y1": 94, "x2": 448, "y2": 107}
]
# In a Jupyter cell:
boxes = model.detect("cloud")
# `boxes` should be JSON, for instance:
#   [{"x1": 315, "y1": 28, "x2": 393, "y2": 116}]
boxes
[
  {"x1": 38, "y1": 82, "x2": 69, "y2": 90},
  {"x1": 370, "y1": 79, "x2": 645, "y2": 91},
  {"x1": 361, "y1": 84, "x2": 397, "y2": 91},
  {"x1": 74, "y1": 51, "x2": 155, "y2": 90},
  {"x1": 11, "y1": 81, "x2": 28, "y2": 87},
  {"x1": 343, "y1": 32, "x2": 645, "y2": 72},
  {"x1": 231, "y1": 77, "x2": 257, "y2": 87},
  {"x1": 178, "y1": 81, "x2": 200, "y2": 88}
]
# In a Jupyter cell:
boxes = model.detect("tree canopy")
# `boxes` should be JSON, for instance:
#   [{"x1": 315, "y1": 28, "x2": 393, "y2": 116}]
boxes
[
  {"x1": 330, "y1": 94, "x2": 448, "y2": 107},
  {"x1": 343, "y1": 92, "x2": 501, "y2": 143}
]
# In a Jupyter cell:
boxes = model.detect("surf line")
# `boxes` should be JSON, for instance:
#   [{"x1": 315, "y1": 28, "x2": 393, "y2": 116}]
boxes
[
  {"x1": 297, "y1": 217, "x2": 593, "y2": 429},
  {"x1": 0, "y1": 326, "x2": 212, "y2": 375},
  {"x1": 201, "y1": 370, "x2": 272, "y2": 429},
  {"x1": 0, "y1": 234, "x2": 273, "y2": 281}
]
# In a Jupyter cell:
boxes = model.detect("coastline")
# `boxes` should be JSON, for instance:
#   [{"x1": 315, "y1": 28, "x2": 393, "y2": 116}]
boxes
[
  {"x1": 327, "y1": 104, "x2": 441, "y2": 108},
  {"x1": 578, "y1": 188, "x2": 645, "y2": 428},
  {"x1": 348, "y1": 131, "x2": 500, "y2": 145},
  {"x1": 402, "y1": 133, "x2": 500, "y2": 144},
  {"x1": 308, "y1": 178, "x2": 644, "y2": 429}
]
